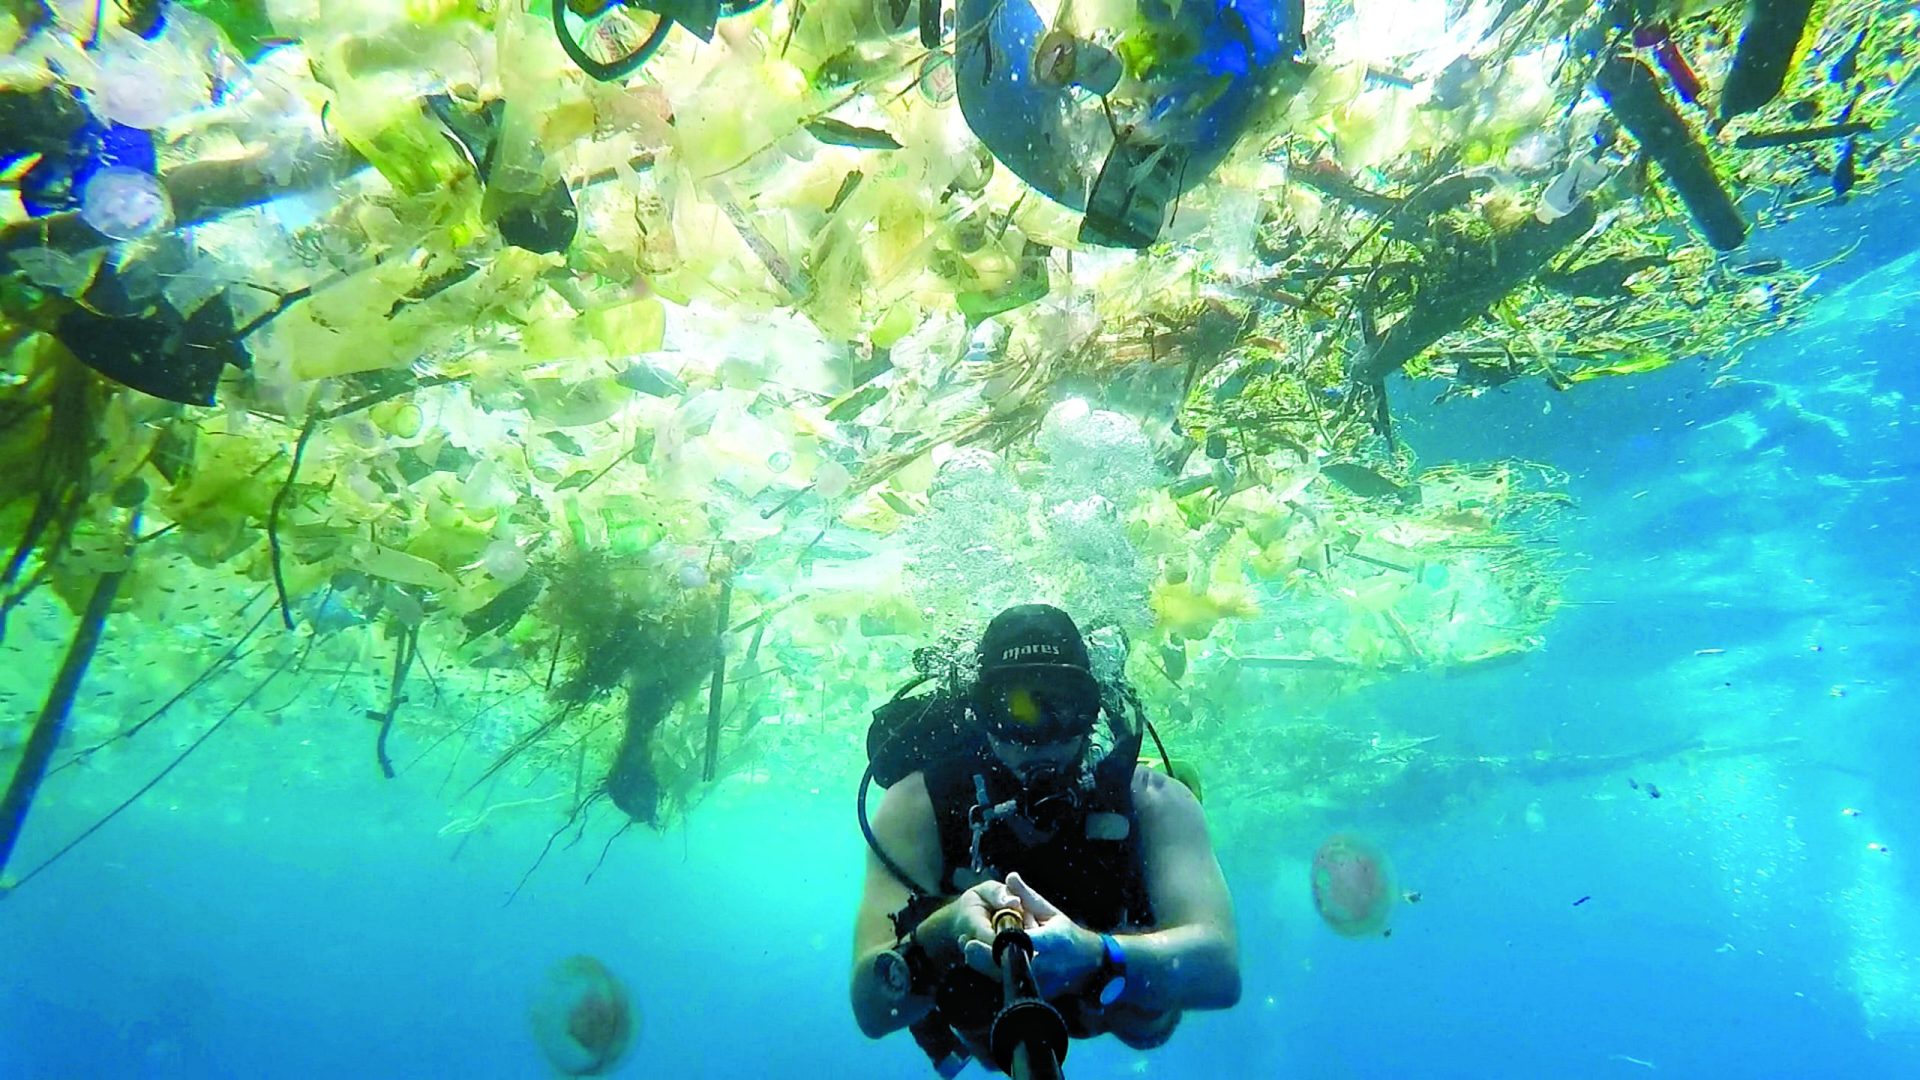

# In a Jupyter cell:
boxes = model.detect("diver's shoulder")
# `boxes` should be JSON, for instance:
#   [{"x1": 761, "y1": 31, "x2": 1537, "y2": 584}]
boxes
[
  {"x1": 1130, "y1": 763, "x2": 1170, "y2": 799},
  {"x1": 1130, "y1": 763, "x2": 1199, "y2": 811},
  {"x1": 880, "y1": 769, "x2": 931, "y2": 806},
  {"x1": 875, "y1": 771, "x2": 936, "y2": 829},
  {"x1": 898, "y1": 768, "x2": 929, "y2": 790},
  {"x1": 873, "y1": 770, "x2": 944, "y2": 875}
]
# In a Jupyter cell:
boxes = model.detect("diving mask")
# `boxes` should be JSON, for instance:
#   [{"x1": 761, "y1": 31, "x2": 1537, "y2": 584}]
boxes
[{"x1": 975, "y1": 670, "x2": 1101, "y2": 746}]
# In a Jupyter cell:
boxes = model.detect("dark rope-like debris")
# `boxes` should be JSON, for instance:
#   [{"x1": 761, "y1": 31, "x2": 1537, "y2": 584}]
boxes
[
  {"x1": 700, "y1": 578, "x2": 733, "y2": 782},
  {"x1": 504, "y1": 789, "x2": 607, "y2": 906},
  {"x1": 4, "y1": 645, "x2": 297, "y2": 892},
  {"x1": 0, "y1": 514, "x2": 133, "y2": 878},
  {"x1": 372, "y1": 625, "x2": 420, "y2": 779},
  {"x1": 53, "y1": 586, "x2": 274, "y2": 775},
  {"x1": 584, "y1": 820, "x2": 634, "y2": 886},
  {"x1": 268, "y1": 412, "x2": 321, "y2": 630}
]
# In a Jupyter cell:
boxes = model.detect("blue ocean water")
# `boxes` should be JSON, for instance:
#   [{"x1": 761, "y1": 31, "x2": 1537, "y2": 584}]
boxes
[{"x1": 5, "y1": 225, "x2": 1919, "y2": 1079}]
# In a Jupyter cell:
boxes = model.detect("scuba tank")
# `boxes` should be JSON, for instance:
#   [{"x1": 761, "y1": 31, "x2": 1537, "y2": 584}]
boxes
[
  {"x1": 867, "y1": 647, "x2": 979, "y2": 792},
  {"x1": 860, "y1": 644, "x2": 980, "y2": 895}
]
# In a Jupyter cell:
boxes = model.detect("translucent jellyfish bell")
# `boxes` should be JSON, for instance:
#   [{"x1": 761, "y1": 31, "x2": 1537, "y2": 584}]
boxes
[
  {"x1": 920, "y1": 52, "x2": 958, "y2": 104},
  {"x1": 814, "y1": 459, "x2": 853, "y2": 500},
  {"x1": 96, "y1": 56, "x2": 180, "y2": 130},
  {"x1": 80, "y1": 167, "x2": 174, "y2": 241},
  {"x1": 1310, "y1": 834, "x2": 1397, "y2": 939},
  {"x1": 676, "y1": 559, "x2": 710, "y2": 589},
  {"x1": 94, "y1": 34, "x2": 212, "y2": 130},
  {"x1": 528, "y1": 955, "x2": 636, "y2": 1077},
  {"x1": 478, "y1": 539, "x2": 529, "y2": 584}
]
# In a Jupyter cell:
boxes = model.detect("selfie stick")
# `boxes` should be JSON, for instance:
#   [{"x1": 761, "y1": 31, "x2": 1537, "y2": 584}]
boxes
[{"x1": 988, "y1": 906, "x2": 1069, "y2": 1080}]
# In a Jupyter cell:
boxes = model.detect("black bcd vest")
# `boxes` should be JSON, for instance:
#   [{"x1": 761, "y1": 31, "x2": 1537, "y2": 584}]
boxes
[{"x1": 922, "y1": 739, "x2": 1154, "y2": 934}]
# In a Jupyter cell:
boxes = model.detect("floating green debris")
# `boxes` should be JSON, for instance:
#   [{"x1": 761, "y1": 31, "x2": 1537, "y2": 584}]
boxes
[
  {"x1": 1734, "y1": 121, "x2": 1874, "y2": 148},
  {"x1": 1322, "y1": 463, "x2": 1417, "y2": 504},
  {"x1": 803, "y1": 118, "x2": 902, "y2": 151},
  {"x1": 0, "y1": 0, "x2": 1912, "y2": 876}
]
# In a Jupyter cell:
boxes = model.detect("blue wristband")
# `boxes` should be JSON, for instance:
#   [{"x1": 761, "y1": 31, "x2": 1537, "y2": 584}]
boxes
[{"x1": 1095, "y1": 933, "x2": 1128, "y2": 1007}]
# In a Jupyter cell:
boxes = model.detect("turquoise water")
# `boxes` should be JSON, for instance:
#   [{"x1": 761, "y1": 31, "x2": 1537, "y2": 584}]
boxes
[{"x1": 5, "y1": 196, "x2": 1920, "y2": 1080}]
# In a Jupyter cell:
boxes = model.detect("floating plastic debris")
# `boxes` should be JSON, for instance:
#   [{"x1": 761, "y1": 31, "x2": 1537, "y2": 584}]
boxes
[
  {"x1": 0, "y1": 0, "x2": 1907, "y2": 918},
  {"x1": 919, "y1": 52, "x2": 958, "y2": 105},
  {"x1": 952, "y1": 0, "x2": 1299, "y2": 248}
]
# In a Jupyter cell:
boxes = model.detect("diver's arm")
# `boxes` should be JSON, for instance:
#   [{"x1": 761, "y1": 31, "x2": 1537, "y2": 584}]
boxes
[
  {"x1": 1091, "y1": 768, "x2": 1242, "y2": 1015},
  {"x1": 850, "y1": 772, "x2": 954, "y2": 1038}
]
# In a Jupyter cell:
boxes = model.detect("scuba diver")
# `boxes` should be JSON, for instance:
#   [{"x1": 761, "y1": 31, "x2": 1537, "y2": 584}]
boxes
[{"x1": 851, "y1": 604, "x2": 1239, "y2": 1076}]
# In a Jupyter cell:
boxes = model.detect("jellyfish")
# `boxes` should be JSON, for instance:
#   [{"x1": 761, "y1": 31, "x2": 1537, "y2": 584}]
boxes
[
  {"x1": 529, "y1": 955, "x2": 636, "y2": 1076},
  {"x1": 675, "y1": 559, "x2": 709, "y2": 590},
  {"x1": 1310, "y1": 834, "x2": 1397, "y2": 939},
  {"x1": 478, "y1": 539, "x2": 530, "y2": 584},
  {"x1": 80, "y1": 166, "x2": 173, "y2": 241}
]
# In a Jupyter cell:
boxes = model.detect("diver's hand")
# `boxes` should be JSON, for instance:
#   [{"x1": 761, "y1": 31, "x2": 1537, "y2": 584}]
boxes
[
  {"x1": 1004, "y1": 872, "x2": 1104, "y2": 999},
  {"x1": 923, "y1": 879, "x2": 1022, "y2": 978}
]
